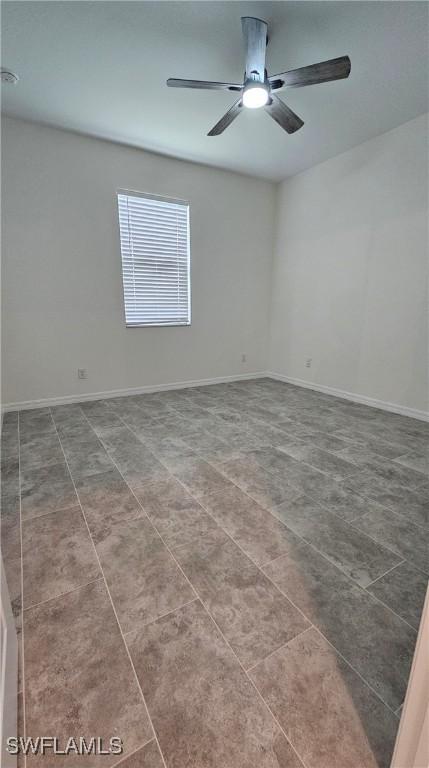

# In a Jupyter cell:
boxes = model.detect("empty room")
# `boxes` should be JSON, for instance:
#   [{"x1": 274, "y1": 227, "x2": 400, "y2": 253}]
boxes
[{"x1": 1, "y1": 1, "x2": 428, "y2": 767}]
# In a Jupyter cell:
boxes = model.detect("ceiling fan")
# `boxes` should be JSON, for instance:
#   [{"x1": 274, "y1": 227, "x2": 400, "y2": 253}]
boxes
[{"x1": 167, "y1": 17, "x2": 351, "y2": 136}]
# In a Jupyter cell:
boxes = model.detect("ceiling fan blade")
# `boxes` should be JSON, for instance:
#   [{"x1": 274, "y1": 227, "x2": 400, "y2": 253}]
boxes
[
  {"x1": 207, "y1": 99, "x2": 243, "y2": 136},
  {"x1": 167, "y1": 78, "x2": 242, "y2": 91},
  {"x1": 265, "y1": 95, "x2": 304, "y2": 134},
  {"x1": 269, "y1": 56, "x2": 351, "y2": 89},
  {"x1": 241, "y1": 17, "x2": 267, "y2": 83}
]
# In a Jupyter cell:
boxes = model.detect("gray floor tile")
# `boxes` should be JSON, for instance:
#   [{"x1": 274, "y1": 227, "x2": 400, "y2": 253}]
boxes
[
  {"x1": 1, "y1": 420, "x2": 19, "y2": 459},
  {"x1": 50, "y1": 404, "x2": 87, "y2": 426},
  {"x1": 174, "y1": 527, "x2": 309, "y2": 669},
  {"x1": 22, "y1": 506, "x2": 100, "y2": 607},
  {"x1": 247, "y1": 446, "x2": 307, "y2": 477},
  {"x1": 332, "y1": 429, "x2": 407, "y2": 459},
  {"x1": 275, "y1": 421, "x2": 320, "y2": 440},
  {"x1": 98, "y1": 425, "x2": 142, "y2": 453},
  {"x1": 143, "y1": 436, "x2": 196, "y2": 463},
  {"x1": 246, "y1": 420, "x2": 298, "y2": 447},
  {"x1": 263, "y1": 544, "x2": 416, "y2": 711},
  {"x1": 342, "y1": 451, "x2": 426, "y2": 490},
  {"x1": 82, "y1": 407, "x2": 125, "y2": 435},
  {"x1": 1, "y1": 492, "x2": 22, "y2": 619},
  {"x1": 302, "y1": 431, "x2": 352, "y2": 453},
  {"x1": 275, "y1": 436, "x2": 321, "y2": 461},
  {"x1": 24, "y1": 580, "x2": 152, "y2": 767},
  {"x1": 1, "y1": 456, "x2": 20, "y2": 498},
  {"x1": 2, "y1": 410, "x2": 18, "y2": 427},
  {"x1": 21, "y1": 462, "x2": 78, "y2": 520},
  {"x1": 201, "y1": 486, "x2": 306, "y2": 566},
  {"x1": 115, "y1": 741, "x2": 164, "y2": 768},
  {"x1": 62, "y1": 435, "x2": 115, "y2": 480},
  {"x1": 249, "y1": 628, "x2": 397, "y2": 768},
  {"x1": 76, "y1": 468, "x2": 143, "y2": 542},
  {"x1": 95, "y1": 516, "x2": 195, "y2": 632},
  {"x1": 103, "y1": 439, "x2": 168, "y2": 487},
  {"x1": 366, "y1": 562, "x2": 428, "y2": 630},
  {"x1": 393, "y1": 452, "x2": 429, "y2": 476},
  {"x1": 56, "y1": 421, "x2": 97, "y2": 440},
  {"x1": 13, "y1": 381, "x2": 427, "y2": 768},
  {"x1": 335, "y1": 445, "x2": 401, "y2": 473},
  {"x1": 345, "y1": 472, "x2": 428, "y2": 527},
  {"x1": 19, "y1": 433, "x2": 64, "y2": 471},
  {"x1": 166, "y1": 455, "x2": 233, "y2": 498},
  {"x1": 217, "y1": 456, "x2": 302, "y2": 510},
  {"x1": 127, "y1": 600, "x2": 304, "y2": 768},
  {"x1": 134, "y1": 477, "x2": 218, "y2": 549},
  {"x1": 180, "y1": 429, "x2": 232, "y2": 454},
  {"x1": 352, "y1": 504, "x2": 429, "y2": 574},
  {"x1": 273, "y1": 495, "x2": 401, "y2": 587},
  {"x1": 277, "y1": 445, "x2": 359, "y2": 482},
  {"x1": 19, "y1": 409, "x2": 56, "y2": 438},
  {"x1": 286, "y1": 468, "x2": 376, "y2": 523}
]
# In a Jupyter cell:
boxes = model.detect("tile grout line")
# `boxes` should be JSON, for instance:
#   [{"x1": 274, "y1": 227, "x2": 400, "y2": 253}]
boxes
[
  {"x1": 64, "y1": 401, "x2": 419, "y2": 704},
  {"x1": 312, "y1": 626, "x2": 402, "y2": 719},
  {"x1": 20, "y1": 500, "x2": 80, "y2": 524},
  {"x1": 82, "y1": 408, "x2": 313, "y2": 768},
  {"x1": 217, "y1": 451, "x2": 422, "y2": 564},
  {"x1": 358, "y1": 563, "x2": 422, "y2": 632},
  {"x1": 392, "y1": 455, "x2": 428, "y2": 476},
  {"x1": 22, "y1": 576, "x2": 105, "y2": 613},
  {"x1": 200, "y1": 479, "x2": 401, "y2": 582},
  {"x1": 307, "y1": 494, "x2": 427, "y2": 554},
  {"x1": 90, "y1": 390, "x2": 427, "y2": 496},
  {"x1": 101, "y1": 412, "x2": 405, "y2": 756},
  {"x1": 102, "y1": 409, "x2": 314, "y2": 637},
  {"x1": 365, "y1": 560, "x2": 406, "y2": 588},
  {"x1": 99, "y1": 400, "x2": 414, "y2": 714},
  {"x1": 352, "y1": 493, "x2": 429, "y2": 534},
  {"x1": 206, "y1": 439, "x2": 405, "y2": 551},
  {"x1": 245, "y1": 625, "x2": 315, "y2": 674},
  {"x1": 199, "y1": 476, "x2": 419, "y2": 634},
  {"x1": 17, "y1": 412, "x2": 27, "y2": 768},
  {"x1": 257, "y1": 542, "x2": 413, "y2": 630},
  {"x1": 188, "y1": 483, "x2": 406, "y2": 716},
  {"x1": 187, "y1": 395, "x2": 429, "y2": 530},
  {"x1": 52, "y1": 397, "x2": 413, "y2": 739},
  {"x1": 21, "y1": 494, "x2": 144, "y2": 528},
  {"x1": 121, "y1": 597, "x2": 199, "y2": 638},
  {"x1": 130, "y1": 510, "x2": 312, "y2": 767},
  {"x1": 110, "y1": 737, "x2": 158, "y2": 768},
  {"x1": 49, "y1": 408, "x2": 169, "y2": 768}
]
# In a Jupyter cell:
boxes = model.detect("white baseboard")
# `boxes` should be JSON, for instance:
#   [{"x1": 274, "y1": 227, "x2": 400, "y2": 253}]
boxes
[
  {"x1": 2, "y1": 372, "x2": 267, "y2": 412},
  {"x1": 3, "y1": 370, "x2": 428, "y2": 423},
  {"x1": 267, "y1": 371, "x2": 429, "y2": 423}
]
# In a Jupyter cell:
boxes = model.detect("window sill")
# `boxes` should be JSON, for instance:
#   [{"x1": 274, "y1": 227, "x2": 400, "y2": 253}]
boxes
[{"x1": 125, "y1": 322, "x2": 191, "y2": 328}]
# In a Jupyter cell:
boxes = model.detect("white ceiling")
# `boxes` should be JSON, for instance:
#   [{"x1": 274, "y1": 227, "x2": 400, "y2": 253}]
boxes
[{"x1": 2, "y1": 1, "x2": 428, "y2": 181}]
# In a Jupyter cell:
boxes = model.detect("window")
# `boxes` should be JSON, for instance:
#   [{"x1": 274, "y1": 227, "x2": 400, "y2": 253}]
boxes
[{"x1": 117, "y1": 190, "x2": 191, "y2": 327}]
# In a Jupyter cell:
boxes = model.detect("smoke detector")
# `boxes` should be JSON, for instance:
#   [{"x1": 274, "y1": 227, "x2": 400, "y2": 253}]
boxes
[{"x1": 1, "y1": 70, "x2": 19, "y2": 85}]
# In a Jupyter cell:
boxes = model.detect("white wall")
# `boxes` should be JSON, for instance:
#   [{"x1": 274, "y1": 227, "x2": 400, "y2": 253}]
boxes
[
  {"x1": 1, "y1": 118, "x2": 275, "y2": 406},
  {"x1": 269, "y1": 114, "x2": 428, "y2": 414},
  {"x1": 2, "y1": 115, "x2": 428, "y2": 414}
]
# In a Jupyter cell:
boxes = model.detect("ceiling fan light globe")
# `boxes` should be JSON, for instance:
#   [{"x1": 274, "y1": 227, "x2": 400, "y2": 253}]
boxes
[{"x1": 242, "y1": 85, "x2": 269, "y2": 109}]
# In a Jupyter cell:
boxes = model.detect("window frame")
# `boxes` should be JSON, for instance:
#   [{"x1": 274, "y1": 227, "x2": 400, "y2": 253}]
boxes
[{"x1": 117, "y1": 188, "x2": 191, "y2": 328}]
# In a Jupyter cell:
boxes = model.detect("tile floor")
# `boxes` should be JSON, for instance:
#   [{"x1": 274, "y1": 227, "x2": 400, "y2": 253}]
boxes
[{"x1": 2, "y1": 378, "x2": 428, "y2": 768}]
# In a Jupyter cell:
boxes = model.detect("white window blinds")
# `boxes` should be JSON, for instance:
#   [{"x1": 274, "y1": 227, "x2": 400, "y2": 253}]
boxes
[{"x1": 117, "y1": 191, "x2": 191, "y2": 327}]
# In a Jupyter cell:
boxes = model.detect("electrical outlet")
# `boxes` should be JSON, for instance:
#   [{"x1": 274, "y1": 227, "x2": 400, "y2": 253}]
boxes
[
  {"x1": 241, "y1": 354, "x2": 247, "y2": 363},
  {"x1": 78, "y1": 368, "x2": 88, "y2": 380},
  {"x1": 305, "y1": 358, "x2": 312, "y2": 368}
]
